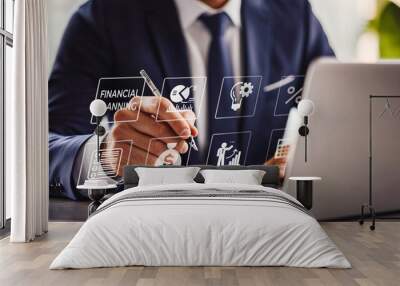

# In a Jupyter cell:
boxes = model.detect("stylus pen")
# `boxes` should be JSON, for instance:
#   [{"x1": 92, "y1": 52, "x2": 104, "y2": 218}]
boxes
[
  {"x1": 140, "y1": 69, "x2": 163, "y2": 97},
  {"x1": 140, "y1": 69, "x2": 199, "y2": 152}
]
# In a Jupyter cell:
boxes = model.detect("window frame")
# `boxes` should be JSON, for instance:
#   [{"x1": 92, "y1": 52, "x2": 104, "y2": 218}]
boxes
[{"x1": 0, "y1": 0, "x2": 14, "y2": 230}]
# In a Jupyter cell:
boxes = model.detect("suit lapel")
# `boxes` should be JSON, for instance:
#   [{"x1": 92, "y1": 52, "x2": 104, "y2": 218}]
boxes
[
  {"x1": 240, "y1": 0, "x2": 272, "y2": 149},
  {"x1": 145, "y1": 0, "x2": 192, "y2": 91},
  {"x1": 242, "y1": 0, "x2": 271, "y2": 77}
]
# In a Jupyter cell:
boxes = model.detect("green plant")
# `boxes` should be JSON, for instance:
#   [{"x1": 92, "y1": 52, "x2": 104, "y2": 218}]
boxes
[{"x1": 368, "y1": 1, "x2": 400, "y2": 58}]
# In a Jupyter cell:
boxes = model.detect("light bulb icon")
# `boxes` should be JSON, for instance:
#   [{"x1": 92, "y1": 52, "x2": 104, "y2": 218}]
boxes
[{"x1": 230, "y1": 82, "x2": 254, "y2": 111}]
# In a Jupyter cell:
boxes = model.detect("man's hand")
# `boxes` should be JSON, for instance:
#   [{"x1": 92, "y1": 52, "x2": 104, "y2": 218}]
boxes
[
  {"x1": 103, "y1": 96, "x2": 198, "y2": 176},
  {"x1": 266, "y1": 157, "x2": 287, "y2": 180},
  {"x1": 265, "y1": 144, "x2": 290, "y2": 180}
]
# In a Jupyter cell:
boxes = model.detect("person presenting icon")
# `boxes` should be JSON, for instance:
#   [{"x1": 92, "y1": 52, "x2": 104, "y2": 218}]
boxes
[{"x1": 216, "y1": 142, "x2": 234, "y2": 166}]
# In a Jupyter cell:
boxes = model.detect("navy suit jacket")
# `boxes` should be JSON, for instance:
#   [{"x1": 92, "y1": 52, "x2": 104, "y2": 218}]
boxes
[{"x1": 49, "y1": 0, "x2": 334, "y2": 200}]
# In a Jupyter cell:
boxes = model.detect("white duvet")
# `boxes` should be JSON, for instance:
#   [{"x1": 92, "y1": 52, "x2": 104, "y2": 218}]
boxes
[{"x1": 50, "y1": 183, "x2": 350, "y2": 269}]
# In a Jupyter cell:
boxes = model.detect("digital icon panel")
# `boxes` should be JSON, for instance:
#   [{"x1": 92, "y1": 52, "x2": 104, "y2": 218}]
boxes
[
  {"x1": 77, "y1": 140, "x2": 133, "y2": 186},
  {"x1": 154, "y1": 143, "x2": 182, "y2": 166},
  {"x1": 216, "y1": 142, "x2": 241, "y2": 166},
  {"x1": 169, "y1": 85, "x2": 196, "y2": 112},
  {"x1": 274, "y1": 138, "x2": 291, "y2": 159},
  {"x1": 215, "y1": 76, "x2": 262, "y2": 119},
  {"x1": 206, "y1": 131, "x2": 252, "y2": 166},
  {"x1": 146, "y1": 137, "x2": 191, "y2": 166},
  {"x1": 91, "y1": 77, "x2": 146, "y2": 124},
  {"x1": 266, "y1": 129, "x2": 286, "y2": 160},
  {"x1": 273, "y1": 75, "x2": 304, "y2": 117},
  {"x1": 156, "y1": 77, "x2": 206, "y2": 122},
  {"x1": 88, "y1": 148, "x2": 122, "y2": 180}
]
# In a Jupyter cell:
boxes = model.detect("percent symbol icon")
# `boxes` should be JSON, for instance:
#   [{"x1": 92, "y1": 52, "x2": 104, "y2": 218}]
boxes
[{"x1": 284, "y1": 85, "x2": 304, "y2": 105}]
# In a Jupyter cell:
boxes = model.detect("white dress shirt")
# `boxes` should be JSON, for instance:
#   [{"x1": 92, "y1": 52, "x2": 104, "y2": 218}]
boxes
[{"x1": 174, "y1": 0, "x2": 243, "y2": 151}]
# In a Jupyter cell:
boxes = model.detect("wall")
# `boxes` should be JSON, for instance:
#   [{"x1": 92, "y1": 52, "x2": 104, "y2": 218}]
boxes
[
  {"x1": 47, "y1": 0, "x2": 86, "y2": 70},
  {"x1": 47, "y1": 0, "x2": 376, "y2": 69}
]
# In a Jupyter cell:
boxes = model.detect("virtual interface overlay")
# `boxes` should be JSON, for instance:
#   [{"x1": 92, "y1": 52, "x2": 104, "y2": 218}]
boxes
[
  {"x1": 156, "y1": 77, "x2": 207, "y2": 122},
  {"x1": 273, "y1": 75, "x2": 305, "y2": 117},
  {"x1": 266, "y1": 129, "x2": 286, "y2": 160},
  {"x1": 145, "y1": 137, "x2": 186, "y2": 167},
  {"x1": 206, "y1": 131, "x2": 252, "y2": 166},
  {"x1": 77, "y1": 140, "x2": 133, "y2": 186},
  {"x1": 78, "y1": 74, "x2": 304, "y2": 186},
  {"x1": 88, "y1": 148, "x2": 122, "y2": 179},
  {"x1": 91, "y1": 77, "x2": 146, "y2": 124},
  {"x1": 215, "y1": 76, "x2": 262, "y2": 119},
  {"x1": 102, "y1": 74, "x2": 304, "y2": 125}
]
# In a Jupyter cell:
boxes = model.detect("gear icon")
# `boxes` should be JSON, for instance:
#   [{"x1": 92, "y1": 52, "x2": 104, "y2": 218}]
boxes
[{"x1": 239, "y1": 82, "x2": 254, "y2": 98}]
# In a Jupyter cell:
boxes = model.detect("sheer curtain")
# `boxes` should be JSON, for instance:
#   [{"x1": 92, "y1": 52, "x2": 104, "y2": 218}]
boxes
[{"x1": 9, "y1": 0, "x2": 49, "y2": 242}]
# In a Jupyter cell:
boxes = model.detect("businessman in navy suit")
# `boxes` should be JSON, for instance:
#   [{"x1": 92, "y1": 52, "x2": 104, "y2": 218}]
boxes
[{"x1": 49, "y1": 0, "x2": 334, "y2": 200}]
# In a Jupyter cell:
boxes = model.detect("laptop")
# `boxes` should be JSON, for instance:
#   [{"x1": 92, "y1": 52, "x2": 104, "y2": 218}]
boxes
[{"x1": 284, "y1": 59, "x2": 400, "y2": 220}]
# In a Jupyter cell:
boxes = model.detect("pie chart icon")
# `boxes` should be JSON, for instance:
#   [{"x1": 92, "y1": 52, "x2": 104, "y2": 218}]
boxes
[{"x1": 170, "y1": 85, "x2": 193, "y2": 103}]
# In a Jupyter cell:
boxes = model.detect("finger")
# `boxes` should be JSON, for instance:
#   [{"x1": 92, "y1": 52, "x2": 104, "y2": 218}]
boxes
[
  {"x1": 128, "y1": 146, "x2": 159, "y2": 167},
  {"x1": 274, "y1": 158, "x2": 287, "y2": 165},
  {"x1": 180, "y1": 110, "x2": 198, "y2": 137},
  {"x1": 115, "y1": 124, "x2": 189, "y2": 156},
  {"x1": 140, "y1": 96, "x2": 196, "y2": 138},
  {"x1": 142, "y1": 138, "x2": 187, "y2": 156},
  {"x1": 175, "y1": 140, "x2": 189, "y2": 154},
  {"x1": 114, "y1": 110, "x2": 178, "y2": 141},
  {"x1": 125, "y1": 96, "x2": 198, "y2": 138},
  {"x1": 103, "y1": 137, "x2": 159, "y2": 176},
  {"x1": 110, "y1": 125, "x2": 168, "y2": 157},
  {"x1": 113, "y1": 105, "x2": 140, "y2": 124},
  {"x1": 114, "y1": 109, "x2": 189, "y2": 141}
]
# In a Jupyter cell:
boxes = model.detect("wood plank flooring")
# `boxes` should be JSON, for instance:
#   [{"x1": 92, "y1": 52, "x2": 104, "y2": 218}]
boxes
[{"x1": 0, "y1": 222, "x2": 399, "y2": 286}]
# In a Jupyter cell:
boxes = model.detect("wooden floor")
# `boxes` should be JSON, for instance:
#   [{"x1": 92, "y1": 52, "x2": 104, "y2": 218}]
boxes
[{"x1": 0, "y1": 222, "x2": 399, "y2": 286}]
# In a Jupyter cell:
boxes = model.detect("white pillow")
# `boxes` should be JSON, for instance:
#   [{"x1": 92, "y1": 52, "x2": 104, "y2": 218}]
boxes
[
  {"x1": 200, "y1": 169, "x2": 266, "y2": 185},
  {"x1": 136, "y1": 167, "x2": 200, "y2": 186}
]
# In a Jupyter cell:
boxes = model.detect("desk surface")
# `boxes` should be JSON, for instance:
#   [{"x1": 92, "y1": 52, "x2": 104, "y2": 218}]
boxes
[{"x1": 289, "y1": 177, "x2": 322, "y2": 181}]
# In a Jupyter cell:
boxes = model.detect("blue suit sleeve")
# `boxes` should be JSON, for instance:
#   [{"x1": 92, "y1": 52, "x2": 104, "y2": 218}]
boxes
[
  {"x1": 49, "y1": 133, "x2": 92, "y2": 200},
  {"x1": 49, "y1": 1, "x2": 112, "y2": 200}
]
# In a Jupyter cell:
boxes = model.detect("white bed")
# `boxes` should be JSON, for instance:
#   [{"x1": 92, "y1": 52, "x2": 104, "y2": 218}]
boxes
[{"x1": 50, "y1": 183, "x2": 350, "y2": 269}]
